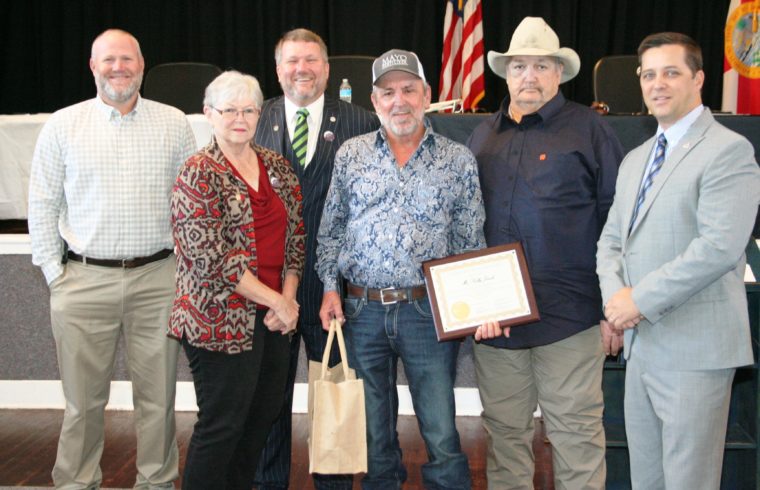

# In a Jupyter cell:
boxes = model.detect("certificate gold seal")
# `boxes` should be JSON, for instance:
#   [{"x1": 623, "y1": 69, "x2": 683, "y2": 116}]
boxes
[{"x1": 451, "y1": 301, "x2": 471, "y2": 321}]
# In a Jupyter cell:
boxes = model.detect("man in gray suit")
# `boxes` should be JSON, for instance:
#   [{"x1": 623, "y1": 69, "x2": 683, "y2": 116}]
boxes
[
  {"x1": 253, "y1": 28, "x2": 379, "y2": 490},
  {"x1": 597, "y1": 32, "x2": 760, "y2": 489}
]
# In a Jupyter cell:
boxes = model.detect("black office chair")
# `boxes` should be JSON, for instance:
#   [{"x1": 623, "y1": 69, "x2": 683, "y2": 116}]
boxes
[
  {"x1": 326, "y1": 55, "x2": 375, "y2": 112},
  {"x1": 143, "y1": 62, "x2": 222, "y2": 114},
  {"x1": 593, "y1": 55, "x2": 645, "y2": 114}
]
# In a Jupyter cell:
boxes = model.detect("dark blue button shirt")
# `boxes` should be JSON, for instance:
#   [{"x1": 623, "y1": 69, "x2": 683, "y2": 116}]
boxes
[{"x1": 467, "y1": 93, "x2": 623, "y2": 348}]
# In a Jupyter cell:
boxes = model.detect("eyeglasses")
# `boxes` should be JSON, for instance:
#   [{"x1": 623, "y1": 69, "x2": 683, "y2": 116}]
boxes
[{"x1": 210, "y1": 106, "x2": 260, "y2": 119}]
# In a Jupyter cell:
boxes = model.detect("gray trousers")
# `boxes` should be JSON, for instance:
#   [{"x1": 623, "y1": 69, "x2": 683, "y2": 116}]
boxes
[
  {"x1": 50, "y1": 256, "x2": 179, "y2": 490},
  {"x1": 625, "y1": 340, "x2": 734, "y2": 490}
]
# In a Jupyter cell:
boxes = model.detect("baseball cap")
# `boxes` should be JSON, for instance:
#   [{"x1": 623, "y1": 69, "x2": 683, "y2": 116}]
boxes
[{"x1": 372, "y1": 49, "x2": 427, "y2": 85}]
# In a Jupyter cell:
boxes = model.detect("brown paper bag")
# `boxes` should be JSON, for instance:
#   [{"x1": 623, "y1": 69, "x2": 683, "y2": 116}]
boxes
[{"x1": 308, "y1": 319, "x2": 367, "y2": 474}]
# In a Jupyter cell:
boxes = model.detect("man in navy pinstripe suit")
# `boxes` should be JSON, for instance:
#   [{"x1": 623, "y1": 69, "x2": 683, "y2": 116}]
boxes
[{"x1": 253, "y1": 28, "x2": 379, "y2": 490}]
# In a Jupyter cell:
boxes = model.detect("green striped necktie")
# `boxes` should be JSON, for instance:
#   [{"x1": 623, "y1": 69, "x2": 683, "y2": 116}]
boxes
[{"x1": 293, "y1": 108, "x2": 309, "y2": 166}]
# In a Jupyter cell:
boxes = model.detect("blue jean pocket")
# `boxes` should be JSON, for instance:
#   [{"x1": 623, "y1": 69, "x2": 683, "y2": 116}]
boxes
[
  {"x1": 412, "y1": 298, "x2": 433, "y2": 318},
  {"x1": 343, "y1": 296, "x2": 365, "y2": 320}
]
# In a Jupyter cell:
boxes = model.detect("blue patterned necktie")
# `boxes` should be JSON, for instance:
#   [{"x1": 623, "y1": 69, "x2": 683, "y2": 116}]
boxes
[
  {"x1": 293, "y1": 108, "x2": 309, "y2": 167},
  {"x1": 629, "y1": 133, "x2": 667, "y2": 234}
]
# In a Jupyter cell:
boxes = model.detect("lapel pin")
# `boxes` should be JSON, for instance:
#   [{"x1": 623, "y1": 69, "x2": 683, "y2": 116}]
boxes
[
  {"x1": 539, "y1": 153, "x2": 547, "y2": 161},
  {"x1": 270, "y1": 176, "x2": 281, "y2": 188},
  {"x1": 273, "y1": 125, "x2": 279, "y2": 132},
  {"x1": 323, "y1": 130, "x2": 335, "y2": 142},
  {"x1": 330, "y1": 116, "x2": 336, "y2": 122}
]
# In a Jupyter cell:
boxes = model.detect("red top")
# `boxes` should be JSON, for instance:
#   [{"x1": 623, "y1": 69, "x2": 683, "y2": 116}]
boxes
[{"x1": 230, "y1": 159, "x2": 287, "y2": 307}]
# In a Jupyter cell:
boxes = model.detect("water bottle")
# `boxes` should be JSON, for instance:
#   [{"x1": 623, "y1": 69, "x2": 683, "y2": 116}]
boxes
[{"x1": 339, "y1": 78, "x2": 352, "y2": 103}]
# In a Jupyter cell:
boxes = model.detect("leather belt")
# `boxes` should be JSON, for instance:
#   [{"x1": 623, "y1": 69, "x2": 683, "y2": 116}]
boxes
[
  {"x1": 66, "y1": 249, "x2": 173, "y2": 268},
  {"x1": 346, "y1": 283, "x2": 427, "y2": 305}
]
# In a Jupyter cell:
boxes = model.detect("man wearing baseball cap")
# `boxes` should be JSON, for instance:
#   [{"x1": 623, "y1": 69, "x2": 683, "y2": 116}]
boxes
[
  {"x1": 468, "y1": 17, "x2": 624, "y2": 489},
  {"x1": 317, "y1": 48, "x2": 485, "y2": 489}
]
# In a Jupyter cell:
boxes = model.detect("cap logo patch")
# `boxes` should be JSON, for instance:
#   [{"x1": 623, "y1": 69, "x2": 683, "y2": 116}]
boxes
[{"x1": 382, "y1": 53, "x2": 409, "y2": 69}]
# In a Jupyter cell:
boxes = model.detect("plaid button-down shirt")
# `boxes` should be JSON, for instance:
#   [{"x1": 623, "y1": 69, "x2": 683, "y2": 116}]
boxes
[{"x1": 28, "y1": 96, "x2": 197, "y2": 283}]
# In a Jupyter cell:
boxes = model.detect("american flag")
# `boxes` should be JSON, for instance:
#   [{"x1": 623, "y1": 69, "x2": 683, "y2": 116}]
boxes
[{"x1": 439, "y1": 0, "x2": 485, "y2": 111}]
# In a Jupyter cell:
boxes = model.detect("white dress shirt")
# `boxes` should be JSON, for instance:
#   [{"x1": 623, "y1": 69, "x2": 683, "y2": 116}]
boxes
[
  {"x1": 28, "y1": 95, "x2": 197, "y2": 283},
  {"x1": 283, "y1": 95, "x2": 324, "y2": 167},
  {"x1": 636, "y1": 105, "x2": 705, "y2": 196}
]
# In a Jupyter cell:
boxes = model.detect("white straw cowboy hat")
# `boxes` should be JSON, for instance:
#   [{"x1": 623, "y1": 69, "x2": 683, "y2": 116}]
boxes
[{"x1": 487, "y1": 17, "x2": 581, "y2": 83}]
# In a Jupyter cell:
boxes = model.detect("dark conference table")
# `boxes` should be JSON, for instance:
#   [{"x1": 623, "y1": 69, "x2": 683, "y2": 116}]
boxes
[
  {"x1": 428, "y1": 112, "x2": 760, "y2": 236},
  {"x1": 1, "y1": 112, "x2": 759, "y2": 415},
  {"x1": 428, "y1": 112, "x2": 760, "y2": 155}
]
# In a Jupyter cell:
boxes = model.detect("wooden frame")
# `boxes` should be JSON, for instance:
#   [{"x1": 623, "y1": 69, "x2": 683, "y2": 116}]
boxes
[{"x1": 422, "y1": 243, "x2": 540, "y2": 341}]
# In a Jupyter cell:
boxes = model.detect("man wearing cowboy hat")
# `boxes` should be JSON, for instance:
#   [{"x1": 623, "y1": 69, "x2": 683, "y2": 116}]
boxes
[{"x1": 468, "y1": 17, "x2": 623, "y2": 489}]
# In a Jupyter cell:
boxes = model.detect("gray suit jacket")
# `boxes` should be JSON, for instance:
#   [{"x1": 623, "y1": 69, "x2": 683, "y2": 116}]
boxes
[
  {"x1": 255, "y1": 96, "x2": 379, "y2": 325},
  {"x1": 597, "y1": 109, "x2": 759, "y2": 370}
]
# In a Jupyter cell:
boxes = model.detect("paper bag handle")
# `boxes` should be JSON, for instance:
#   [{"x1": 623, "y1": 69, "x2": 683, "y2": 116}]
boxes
[{"x1": 321, "y1": 319, "x2": 351, "y2": 380}]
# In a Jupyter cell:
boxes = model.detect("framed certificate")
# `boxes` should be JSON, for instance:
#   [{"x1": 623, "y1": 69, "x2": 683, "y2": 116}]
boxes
[{"x1": 422, "y1": 243, "x2": 539, "y2": 341}]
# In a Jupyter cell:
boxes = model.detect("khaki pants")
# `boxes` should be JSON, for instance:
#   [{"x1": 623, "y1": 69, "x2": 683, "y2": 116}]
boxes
[
  {"x1": 473, "y1": 326, "x2": 606, "y2": 490},
  {"x1": 49, "y1": 256, "x2": 179, "y2": 490}
]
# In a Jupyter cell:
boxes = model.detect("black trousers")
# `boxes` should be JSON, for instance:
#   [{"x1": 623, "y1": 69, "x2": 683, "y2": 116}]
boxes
[{"x1": 182, "y1": 313, "x2": 290, "y2": 490}]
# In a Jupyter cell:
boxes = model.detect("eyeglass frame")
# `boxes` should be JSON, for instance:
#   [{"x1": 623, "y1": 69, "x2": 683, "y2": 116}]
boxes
[{"x1": 209, "y1": 106, "x2": 261, "y2": 119}]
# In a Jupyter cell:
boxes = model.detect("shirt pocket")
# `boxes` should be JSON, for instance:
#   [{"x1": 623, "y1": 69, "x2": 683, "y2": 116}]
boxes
[
  {"x1": 525, "y1": 151, "x2": 593, "y2": 202},
  {"x1": 411, "y1": 177, "x2": 457, "y2": 228}
]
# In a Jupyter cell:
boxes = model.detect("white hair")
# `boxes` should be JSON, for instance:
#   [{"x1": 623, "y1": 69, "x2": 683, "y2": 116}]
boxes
[{"x1": 203, "y1": 70, "x2": 263, "y2": 109}]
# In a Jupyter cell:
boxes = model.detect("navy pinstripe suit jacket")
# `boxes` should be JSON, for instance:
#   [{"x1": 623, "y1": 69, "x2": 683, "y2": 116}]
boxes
[{"x1": 255, "y1": 95, "x2": 379, "y2": 325}]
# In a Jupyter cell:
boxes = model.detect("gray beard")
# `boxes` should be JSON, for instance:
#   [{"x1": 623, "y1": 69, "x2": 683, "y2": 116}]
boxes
[
  {"x1": 378, "y1": 113, "x2": 421, "y2": 138},
  {"x1": 98, "y1": 72, "x2": 143, "y2": 104}
]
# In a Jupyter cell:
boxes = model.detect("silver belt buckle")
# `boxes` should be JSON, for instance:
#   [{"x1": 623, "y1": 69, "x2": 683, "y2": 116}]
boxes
[{"x1": 379, "y1": 287, "x2": 397, "y2": 305}]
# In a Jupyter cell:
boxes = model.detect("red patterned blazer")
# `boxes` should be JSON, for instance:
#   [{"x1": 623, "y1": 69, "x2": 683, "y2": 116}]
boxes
[{"x1": 169, "y1": 138, "x2": 305, "y2": 353}]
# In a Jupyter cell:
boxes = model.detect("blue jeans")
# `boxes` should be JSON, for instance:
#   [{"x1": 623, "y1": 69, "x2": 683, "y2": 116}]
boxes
[{"x1": 342, "y1": 295, "x2": 471, "y2": 490}]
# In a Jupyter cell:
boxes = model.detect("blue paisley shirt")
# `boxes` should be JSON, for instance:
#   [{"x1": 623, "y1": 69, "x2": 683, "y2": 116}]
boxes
[{"x1": 317, "y1": 124, "x2": 486, "y2": 291}]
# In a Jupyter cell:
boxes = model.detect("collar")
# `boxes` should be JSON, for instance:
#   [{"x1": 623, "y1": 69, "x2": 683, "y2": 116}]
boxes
[
  {"x1": 94, "y1": 93, "x2": 141, "y2": 120},
  {"x1": 498, "y1": 91, "x2": 566, "y2": 129},
  {"x1": 657, "y1": 105, "x2": 705, "y2": 149},
  {"x1": 284, "y1": 94, "x2": 325, "y2": 127},
  {"x1": 204, "y1": 134, "x2": 260, "y2": 174},
  {"x1": 375, "y1": 117, "x2": 434, "y2": 148}
]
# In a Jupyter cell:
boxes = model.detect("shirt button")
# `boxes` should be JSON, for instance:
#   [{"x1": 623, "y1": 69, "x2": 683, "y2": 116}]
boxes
[
  {"x1": 394, "y1": 207, "x2": 399, "y2": 212},
  {"x1": 508, "y1": 176, "x2": 514, "y2": 181}
]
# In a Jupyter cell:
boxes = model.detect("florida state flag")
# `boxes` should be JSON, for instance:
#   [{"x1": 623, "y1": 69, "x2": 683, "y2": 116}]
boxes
[{"x1": 722, "y1": 0, "x2": 760, "y2": 114}]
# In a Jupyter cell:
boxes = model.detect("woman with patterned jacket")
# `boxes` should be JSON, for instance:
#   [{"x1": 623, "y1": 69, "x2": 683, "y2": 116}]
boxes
[{"x1": 169, "y1": 70, "x2": 305, "y2": 490}]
